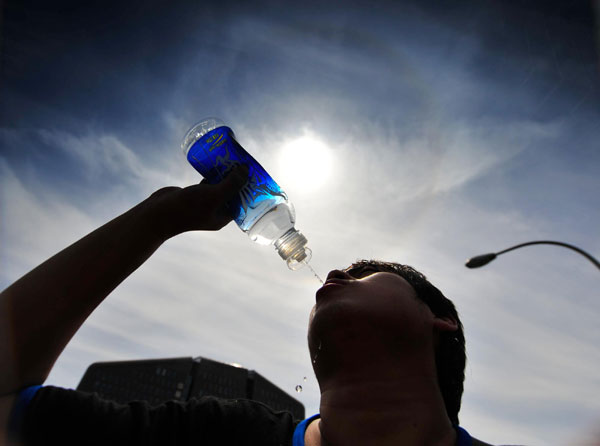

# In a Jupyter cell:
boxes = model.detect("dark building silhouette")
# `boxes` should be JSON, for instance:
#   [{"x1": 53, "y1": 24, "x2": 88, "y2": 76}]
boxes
[{"x1": 77, "y1": 356, "x2": 305, "y2": 420}]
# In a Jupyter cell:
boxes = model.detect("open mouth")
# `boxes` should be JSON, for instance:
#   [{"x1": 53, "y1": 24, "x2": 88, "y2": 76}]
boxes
[
  {"x1": 324, "y1": 277, "x2": 349, "y2": 286},
  {"x1": 316, "y1": 278, "x2": 348, "y2": 301}
]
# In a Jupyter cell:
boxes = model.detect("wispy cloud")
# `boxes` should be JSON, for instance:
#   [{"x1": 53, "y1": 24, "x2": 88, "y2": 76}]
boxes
[
  {"x1": 0, "y1": 159, "x2": 95, "y2": 283},
  {"x1": 38, "y1": 129, "x2": 145, "y2": 179}
]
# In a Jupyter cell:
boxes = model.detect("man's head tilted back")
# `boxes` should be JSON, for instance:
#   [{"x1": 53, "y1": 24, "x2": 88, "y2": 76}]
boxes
[{"x1": 308, "y1": 260, "x2": 466, "y2": 426}]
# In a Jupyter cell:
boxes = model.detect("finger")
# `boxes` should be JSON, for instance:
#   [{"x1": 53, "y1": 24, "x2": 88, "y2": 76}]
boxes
[{"x1": 217, "y1": 165, "x2": 249, "y2": 199}]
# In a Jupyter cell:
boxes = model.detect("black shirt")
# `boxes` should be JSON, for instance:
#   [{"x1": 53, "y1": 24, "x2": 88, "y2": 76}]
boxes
[{"x1": 20, "y1": 386, "x2": 298, "y2": 446}]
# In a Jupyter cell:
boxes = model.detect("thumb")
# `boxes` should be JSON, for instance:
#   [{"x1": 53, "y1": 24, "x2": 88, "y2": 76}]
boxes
[{"x1": 218, "y1": 164, "x2": 249, "y2": 198}]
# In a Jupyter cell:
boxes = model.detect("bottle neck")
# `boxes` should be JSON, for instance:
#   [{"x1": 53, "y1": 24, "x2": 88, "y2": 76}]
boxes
[{"x1": 274, "y1": 229, "x2": 312, "y2": 270}]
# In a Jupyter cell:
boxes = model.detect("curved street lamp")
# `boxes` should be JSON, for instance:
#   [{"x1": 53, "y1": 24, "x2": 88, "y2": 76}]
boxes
[{"x1": 465, "y1": 240, "x2": 600, "y2": 271}]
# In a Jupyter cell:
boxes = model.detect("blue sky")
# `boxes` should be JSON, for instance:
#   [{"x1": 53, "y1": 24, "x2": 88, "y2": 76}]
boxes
[{"x1": 1, "y1": 1, "x2": 600, "y2": 444}]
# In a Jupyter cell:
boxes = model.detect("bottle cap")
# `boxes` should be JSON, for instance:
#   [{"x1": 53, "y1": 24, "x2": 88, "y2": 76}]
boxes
[
  {"x1": 285, "y1": 247, "x2": 313, "y2": 270},
  {"x1": 274, "y1": 229, "x2": 312, "y2": 270}
]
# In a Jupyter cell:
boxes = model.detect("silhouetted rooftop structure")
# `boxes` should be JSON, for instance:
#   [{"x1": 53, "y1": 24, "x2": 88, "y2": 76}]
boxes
[{"x1": 77, "y1": 356, "x2": 305, "y2": 420}]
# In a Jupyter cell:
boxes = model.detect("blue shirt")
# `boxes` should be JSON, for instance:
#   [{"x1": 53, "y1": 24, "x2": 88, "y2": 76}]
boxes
[{"x1": 7, "y1": 385, "x2": 43, "y2": 440}]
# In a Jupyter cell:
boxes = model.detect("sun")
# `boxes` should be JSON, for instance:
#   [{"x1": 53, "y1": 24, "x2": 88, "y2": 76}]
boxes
[{"x1": 278, "y1": 134, "x2": 333, "y2": 193}]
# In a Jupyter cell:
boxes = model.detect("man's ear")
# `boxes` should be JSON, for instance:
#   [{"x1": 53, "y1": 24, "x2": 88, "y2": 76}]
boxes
[{"x1": 433, "y1": 315, "x2": 458, "y2": 333}]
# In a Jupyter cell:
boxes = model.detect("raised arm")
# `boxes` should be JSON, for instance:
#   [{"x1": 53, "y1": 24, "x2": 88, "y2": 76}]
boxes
[{"x1": 0, "y1": 166, "x2": 247, "y2": 396}]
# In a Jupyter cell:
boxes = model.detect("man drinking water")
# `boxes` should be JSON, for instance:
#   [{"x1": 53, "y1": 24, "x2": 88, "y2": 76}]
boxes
[{"x1": 1, "y1": 167, "x2": 494, "y2": 445}]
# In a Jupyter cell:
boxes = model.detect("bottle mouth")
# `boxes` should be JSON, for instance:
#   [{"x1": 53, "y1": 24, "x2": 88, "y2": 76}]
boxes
[
  {"x1": 274, "y1": 229, "x2": 312, "y2": 270},
  {"x1": 286, "y1": 247, "x2": 313, "y2": 270},
  {"x1": 181, "y1": 117, "x2": 226, "y2": 156}
]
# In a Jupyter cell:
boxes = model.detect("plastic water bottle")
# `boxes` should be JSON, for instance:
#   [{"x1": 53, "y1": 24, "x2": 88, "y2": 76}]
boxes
[{"x1": 181, "y1": 118, "x2": 312, "y2": 270}]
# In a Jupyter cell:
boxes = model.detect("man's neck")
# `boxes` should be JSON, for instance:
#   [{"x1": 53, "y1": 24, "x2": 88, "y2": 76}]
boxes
[{"x1": 315, "y1": 370, "x2": 457, "y2": 446}]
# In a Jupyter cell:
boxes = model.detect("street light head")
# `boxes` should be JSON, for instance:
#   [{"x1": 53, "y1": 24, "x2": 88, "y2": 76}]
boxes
[{"x1": 465, "y1": 253, "x2": 497, "y2": 268}]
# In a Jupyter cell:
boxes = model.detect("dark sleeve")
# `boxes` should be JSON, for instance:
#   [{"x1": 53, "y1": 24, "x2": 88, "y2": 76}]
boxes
[{"x1": 21, "y1": 386, "x2": 298, "y2": 446}]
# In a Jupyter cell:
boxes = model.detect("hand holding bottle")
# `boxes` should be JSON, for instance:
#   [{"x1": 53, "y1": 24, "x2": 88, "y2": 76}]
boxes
[{"x1": 144, "y1": 165, "x2": 249, "y2": 241}]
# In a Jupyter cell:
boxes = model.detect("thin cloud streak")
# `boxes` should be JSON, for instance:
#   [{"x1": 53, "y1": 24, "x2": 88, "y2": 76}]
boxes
[{"x1": 0, "y1": 160, "x2": 95, "y2": 282}]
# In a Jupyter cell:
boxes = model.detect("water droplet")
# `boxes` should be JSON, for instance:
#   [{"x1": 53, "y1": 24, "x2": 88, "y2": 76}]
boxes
[
  {"x1": 295, "y1": 385, "x2": 303, "y2": 393},
  {"x1": 303, "y1": 377, "x2": 307, "y2": 382},
  {"x1": 317, "y1": 340, "x2": 322, "y2": 351}
]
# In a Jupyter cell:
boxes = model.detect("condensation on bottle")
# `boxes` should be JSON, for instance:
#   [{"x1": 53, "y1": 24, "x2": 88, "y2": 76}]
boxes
[{"x1": 181, "y1": 117, "x2": 312, "y2": 270}]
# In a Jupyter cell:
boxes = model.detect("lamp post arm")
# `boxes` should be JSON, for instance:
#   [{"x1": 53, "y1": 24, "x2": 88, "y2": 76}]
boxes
[{"x1": 495, "y1": 240, "x2": 600, "y2": 270}]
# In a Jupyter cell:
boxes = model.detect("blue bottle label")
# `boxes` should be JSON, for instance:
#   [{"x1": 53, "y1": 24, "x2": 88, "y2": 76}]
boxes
[{"x1": 186, "y1": 126, "x2": 287, "y2": 230}]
